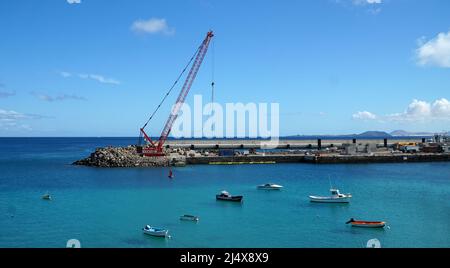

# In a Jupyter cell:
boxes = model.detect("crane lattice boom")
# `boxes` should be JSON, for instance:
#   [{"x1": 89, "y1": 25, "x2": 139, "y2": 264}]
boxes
[{"x1": 139, "y1": 31, "x2": 214, "y2": 156}]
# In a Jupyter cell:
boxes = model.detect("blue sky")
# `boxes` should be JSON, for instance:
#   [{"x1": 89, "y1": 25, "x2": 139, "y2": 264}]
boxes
[{"x1": 1, "y1": 0, "x2": 450, "y2": 137}]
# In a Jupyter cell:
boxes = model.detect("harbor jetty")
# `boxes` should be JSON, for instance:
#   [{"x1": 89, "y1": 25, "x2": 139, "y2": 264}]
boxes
[
  {"x1": 73, "y1": 146, "x2": 170, "y2": 167},
  {"x1": 73, "y1": 137, "x2": 450, "y2": 167}
]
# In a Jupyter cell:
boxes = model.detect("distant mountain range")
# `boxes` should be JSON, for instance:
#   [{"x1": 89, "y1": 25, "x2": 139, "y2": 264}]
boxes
[
  {"x1": 389, "y1": 130, "x2": 438, "y2": 136},
  {"x1": 357, "y1": 130, "x2": 449, "y2": 137},
  {"x1": 286, "y1": 130, "x2": 446, "y2": 138},
  {"x1": 357, "y1": 131, "x2": 392, "y2": 138}
]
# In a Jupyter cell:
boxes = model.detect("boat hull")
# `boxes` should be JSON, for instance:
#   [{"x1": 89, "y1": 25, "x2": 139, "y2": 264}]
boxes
[
  {"x1": 257, "y1": 185, "x2": 283, "y2": 190},
  {"x1": 350, "y1": 222, "x2": 385, "y2": 228},
  {"x1": 216, "y1": 195, "x2": 243, "y2": 202},
  {"x1": 143, "y1": 229, "x2": 169, "y2": 237},
  {"x1": 180, "y1": 215, "x2": 199, "y2": 221},
  {"x1": 309, "y1": 196, "x2": 350, "y2": 203}
]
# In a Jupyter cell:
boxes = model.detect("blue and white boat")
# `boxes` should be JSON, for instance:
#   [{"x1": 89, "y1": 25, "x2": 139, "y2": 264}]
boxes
[{"x1": 142, "y1": 225, "x2": 169, "y2": 237}]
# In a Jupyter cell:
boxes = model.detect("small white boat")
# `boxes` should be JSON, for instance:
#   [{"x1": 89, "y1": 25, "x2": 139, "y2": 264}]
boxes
[
  {"x1": 180, "y1": 214, "x2": 199, "y2": 221},
  {"x1": 142, "y1": 225, "x2": 169, "y2": 237},
  {"x1": 257, "y1": 183, "x2": 283, "y2": 190},
  {"x1": 309, "y1": 188, "x2": 352, "y2": 203},
  {"x1": 42, "y1": 193, "x2": 51, "y2": 200}
]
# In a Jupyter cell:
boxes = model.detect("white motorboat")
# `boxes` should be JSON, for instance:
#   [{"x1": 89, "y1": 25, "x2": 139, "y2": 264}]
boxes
[
  {"x1": 309, "y1": 188, "x2": 352, "y2": 203},
  {"x1": 257, "y1": 183, "x2": 283, "y2": 190},
  {"x1": 142, "y1": 225, "x2": 169, "y2": 237},
  {"x1": 180, "y1": 214, "x2": 199, "y2": 221}
]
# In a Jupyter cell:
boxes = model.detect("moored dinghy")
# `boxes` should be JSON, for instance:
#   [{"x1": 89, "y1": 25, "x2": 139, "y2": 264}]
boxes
[
  {"x1": 346, "y1": 218, "x2": 386, "y2": 228},
  {"x1": 216, "y1": 190, "x2": 243, "y2": 202},
  {"x1": 142, "y1": 225, "x2": 169, "y2": 237},
  {"x1": 257, "y1": 183, "x2": 283, "y2": 190},
  {"x1": 309, "y1": 188, "x2": 351, "y2": 203},
  {"x1": 180, "y1": 214, "x2": 199, "y2": 221}
]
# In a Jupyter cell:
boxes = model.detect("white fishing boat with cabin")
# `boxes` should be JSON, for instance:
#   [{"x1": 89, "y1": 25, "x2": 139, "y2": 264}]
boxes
[{"x1": 309, "y1": 188, "x2": 352, "y2": 203}]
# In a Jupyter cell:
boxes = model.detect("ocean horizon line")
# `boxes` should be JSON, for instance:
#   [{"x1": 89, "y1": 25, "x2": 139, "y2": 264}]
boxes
[{"x1": 0, "y1": 135, "x2": 433, "y2": 139}]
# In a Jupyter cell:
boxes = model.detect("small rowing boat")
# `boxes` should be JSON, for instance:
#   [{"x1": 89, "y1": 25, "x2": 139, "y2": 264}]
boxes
[
  {"x1": 180, "y1": 214, "x2": 199, "y2": 221},
  {"x1": 346, "y1": 218, "x2": 386, "y2": 228},
  {"x1": 142, "y1": 225, "x2": 169, "y2": 237}
]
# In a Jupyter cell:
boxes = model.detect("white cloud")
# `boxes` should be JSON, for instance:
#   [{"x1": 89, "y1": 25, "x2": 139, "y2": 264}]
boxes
[
  {"x1": 67, "y1": 0, "x2": 81, "y2": 4},
  {"x1": 60, "y1": 71, "x2": 120, "y2": 85},
  {"x1": 131, "y1": 18, "x2": 175, "y2": 35},
  {"x1": 60, "y1": 71, "x2": 72, "y2": 78},
  {"x1": 354, "y1": 98, "x2": 450, "y2": 122},
  {"x1": 0, "y1": 109, "x2": 28, "y2": 122},
  {"x1": 353, "y1": 0, "x2": 382, "y2": 5},
  {"x1": 416, "y1": 30, "x2": 450, "y2": 68},
  {"x1": 0, "y1": 109, "x2": 42, "y2": 131},
  {"x1": 431, "y1": 98, "x2": 450, "y2": 118},
  {"x1": 0, "y1": 109, "x2": 44, "y2": 122},
  {"x1": 406, "y1": 99, "x2": 431, "y2": 117},
  {"x1": 32, "y1": 92, "x2": 86, "y2": 102},
  {"x1": 352, "y1": 111, "x2": 377, "y2": 120},
  {"x1": 78, "y1": 74, "x2": 120, "y2": 85},
  {"x1": 387, "y1": 100, "x2": 428, "y2": 122},
  {"x1": 335, "y1": 0, "x2": 383, "y2": 14}
]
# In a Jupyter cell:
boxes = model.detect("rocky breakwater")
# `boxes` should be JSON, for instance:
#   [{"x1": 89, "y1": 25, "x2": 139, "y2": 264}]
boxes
[{"x1": 73, "y1": 146, "x2": 170, "y2": 167}]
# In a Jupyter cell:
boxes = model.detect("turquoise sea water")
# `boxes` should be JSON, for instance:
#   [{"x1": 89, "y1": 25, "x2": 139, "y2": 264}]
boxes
[{"x1": 0, "y1": 138, "x2": 449, "y2": 248}]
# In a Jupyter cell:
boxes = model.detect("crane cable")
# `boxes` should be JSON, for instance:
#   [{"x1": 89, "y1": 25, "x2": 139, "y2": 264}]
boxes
[
  {"x1": 141, "y1": 45, "x2": 202, "y2": 130},
  {"x1": 211, "y1": 37, "x2": 215, "y2": 104}
]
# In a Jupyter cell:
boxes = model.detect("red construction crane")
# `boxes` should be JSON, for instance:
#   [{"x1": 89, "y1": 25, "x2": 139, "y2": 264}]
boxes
[{"x1": 138, "y1": 31, "x2": 214, "y2": 156}]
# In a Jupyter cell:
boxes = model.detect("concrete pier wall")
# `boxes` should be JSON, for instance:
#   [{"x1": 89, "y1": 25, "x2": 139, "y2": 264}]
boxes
[
  {"x1": 306, "y1": 153, "x2": 450, "y2": 164},
  {"x1": 186, "y1": 153, "x2": 450, "y2": 165},
  {"x1": 186, "y1": 155, "x2": 306, "y2": 164},
  {"x1": 165, "y1": 138, "x2": 425, "y2": 150}
]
